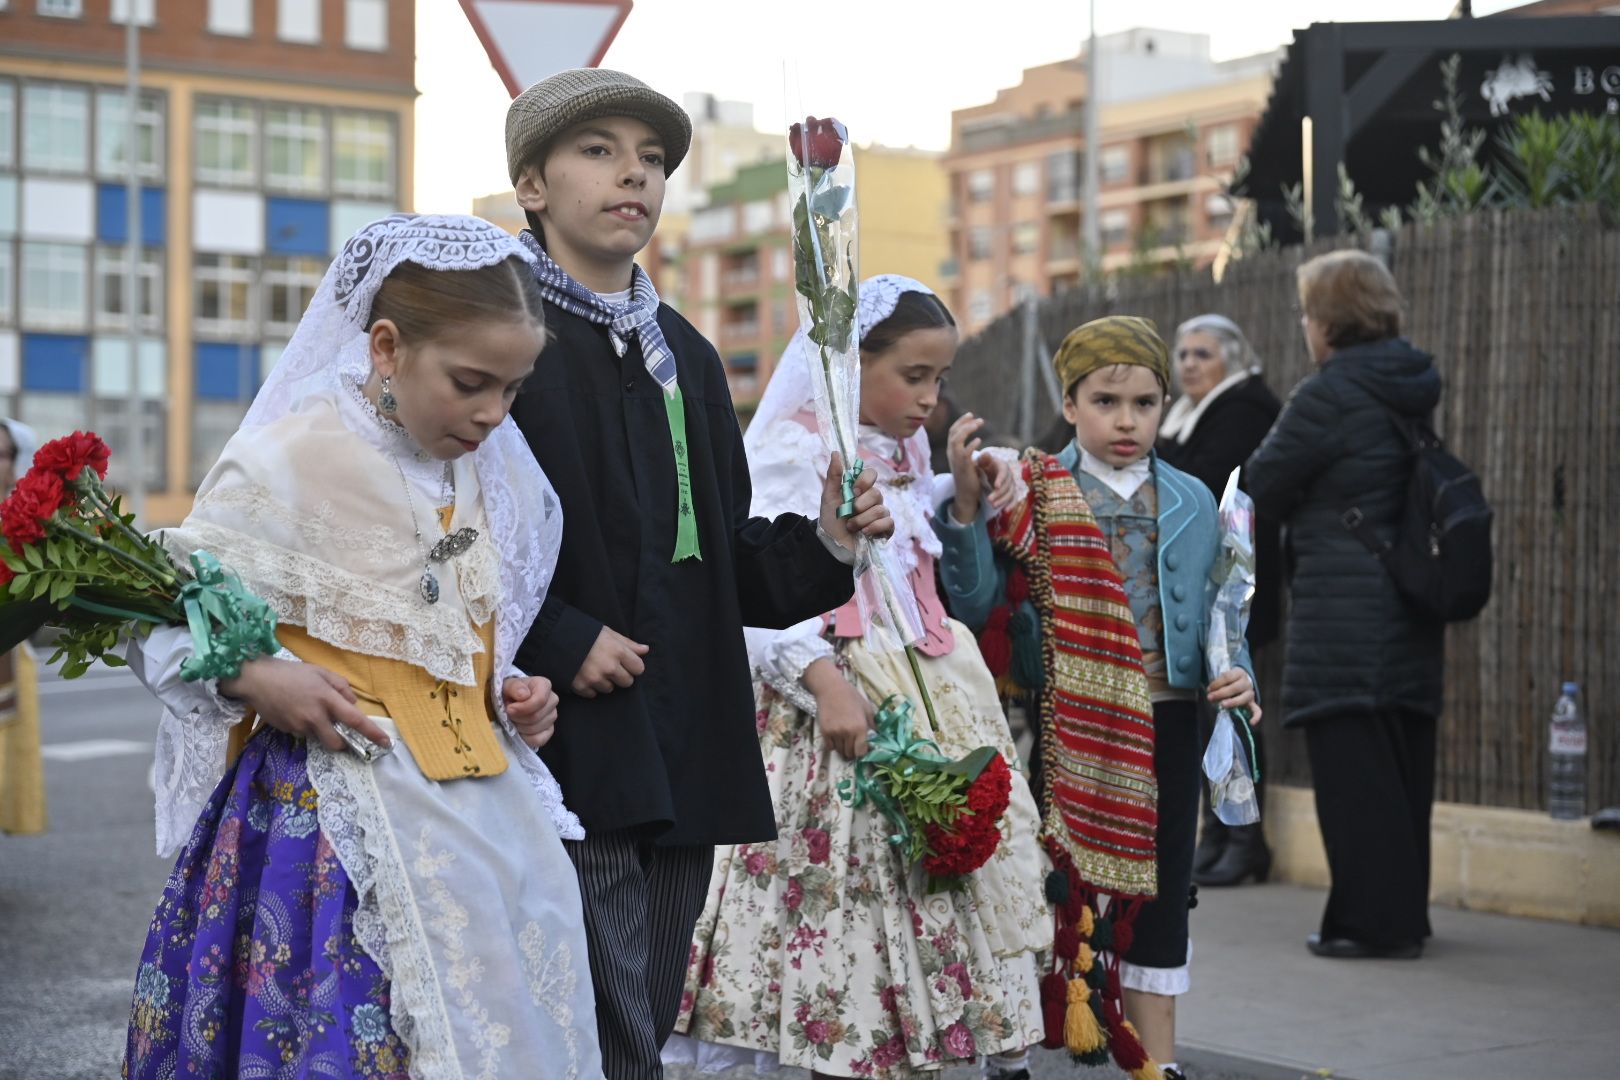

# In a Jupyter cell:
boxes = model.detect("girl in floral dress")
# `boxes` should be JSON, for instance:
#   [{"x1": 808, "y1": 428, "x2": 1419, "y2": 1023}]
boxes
[
  {"x1": 121, "y1": 214, "x2": 603, "y2": 1079},
  {"x1": 667, "y1": 276, "x2": 1048, "y2": 1079}
]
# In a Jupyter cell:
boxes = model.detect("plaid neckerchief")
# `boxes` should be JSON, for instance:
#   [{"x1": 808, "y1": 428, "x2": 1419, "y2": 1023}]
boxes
[{"x1": 519, "y1": 230, "x2": 678, "y2": 397}]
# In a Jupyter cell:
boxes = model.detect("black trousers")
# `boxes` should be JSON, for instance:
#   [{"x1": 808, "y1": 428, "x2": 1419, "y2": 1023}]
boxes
[
  {"x1": 1124, "y1": 699, "x2": 1201, "y2": 970},
  {"x1": 1305, "y1": 707, "x2": 1437, "y2": 949},
  {"x1": 564, "y1": 829, "x2": 714, "y2": 1079}
]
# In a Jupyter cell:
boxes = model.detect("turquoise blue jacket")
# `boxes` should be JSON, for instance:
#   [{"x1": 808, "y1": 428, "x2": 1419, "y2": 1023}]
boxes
[{"x1": 931, "y1": 444, "x2": 1256, "y2": 695}]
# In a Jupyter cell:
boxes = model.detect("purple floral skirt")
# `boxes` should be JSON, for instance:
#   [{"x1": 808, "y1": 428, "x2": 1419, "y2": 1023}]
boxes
[{"x1": 124, "y1": 729, "x2": 411, "y2": 1079}]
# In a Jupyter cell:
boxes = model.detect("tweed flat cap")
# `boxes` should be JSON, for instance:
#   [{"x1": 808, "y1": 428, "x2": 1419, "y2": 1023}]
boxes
[
  {"x1": 1053, "y1": 315, "x2": 1171, "y2": 394},
  {"x1": 506, "y1": 68, "x2": 692, "y2": 183}
]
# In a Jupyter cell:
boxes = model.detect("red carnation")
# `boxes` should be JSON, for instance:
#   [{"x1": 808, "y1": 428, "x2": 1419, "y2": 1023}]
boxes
[
  {"x1": 1, "y1": 470, "x2": 67, "y2": 551},
  {"x1": 789, "y1": 116, "x2": 847, "y2": 169},
  {"x1": 31, "y1": 431, "x2": 111, "y2": 484}
]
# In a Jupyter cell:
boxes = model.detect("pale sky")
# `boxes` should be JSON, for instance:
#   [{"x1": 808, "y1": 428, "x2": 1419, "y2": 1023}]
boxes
[{"x1": 412, "y1": 0, "x2": 1523, "y2": 213}]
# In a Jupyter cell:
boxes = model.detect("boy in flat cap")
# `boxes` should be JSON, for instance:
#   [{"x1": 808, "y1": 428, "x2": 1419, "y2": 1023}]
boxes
[
  {"x1": 503, "y1": 68, "x2": 892, "y2": 1078},
  {"x1": 931, "y1": 317, "x2": 1259, "y2": 1080}
]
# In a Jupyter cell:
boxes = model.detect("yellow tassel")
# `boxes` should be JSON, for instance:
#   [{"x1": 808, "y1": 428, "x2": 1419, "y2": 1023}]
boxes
[
  {"x1": 1078, "y1": 904, "x2": 1095, "y2": 938},
  {"x1": 1076, "y1": 942, "x2": 1095, "y2": 974},
  {"x1": 1063, "y1": 980, "x2": 1106, "y2": 1054}
]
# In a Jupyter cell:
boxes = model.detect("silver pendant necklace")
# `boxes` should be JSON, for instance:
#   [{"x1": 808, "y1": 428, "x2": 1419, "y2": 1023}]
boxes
[{"x1": 390, "y1": 456, "x2": 479, "y2": 604}]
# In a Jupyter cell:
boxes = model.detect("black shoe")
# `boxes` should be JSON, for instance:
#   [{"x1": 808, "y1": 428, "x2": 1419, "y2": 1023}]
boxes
[
  {"x1": 1306, "y1": 932, "x2": 1423, "y2": 959},
  {"x1": 1193, "y1": 824, "x2": 1272, "y2": 887},
  {"x1": 1162, "y1": 1068, "x2": 1187, "y2": 1080}
]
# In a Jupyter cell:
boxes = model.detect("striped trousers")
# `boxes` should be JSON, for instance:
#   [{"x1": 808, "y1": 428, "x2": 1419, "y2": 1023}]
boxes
[{"x1": 564, "y1": 829, "x2": 714, "y2": 1079}]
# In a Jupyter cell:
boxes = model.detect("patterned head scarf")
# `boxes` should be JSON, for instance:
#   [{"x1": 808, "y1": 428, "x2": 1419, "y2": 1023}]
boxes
[{"x1": 1053, "y1": 316, "x2": 1171, "y2": 396}]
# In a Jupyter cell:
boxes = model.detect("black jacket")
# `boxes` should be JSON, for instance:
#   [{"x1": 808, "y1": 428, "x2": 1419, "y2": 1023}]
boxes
[
  {"x1": 1157, "y1": 374, "x2": 1284, "y2": 650},
  {"x1": 1245, "y1": 339, "x2": 1446, "y2": 726},
  {"x1": 512, "y1": 301, "x2": 854, "y2": 845}
]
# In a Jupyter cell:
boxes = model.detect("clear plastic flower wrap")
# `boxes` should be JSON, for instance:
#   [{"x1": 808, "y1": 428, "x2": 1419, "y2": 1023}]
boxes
[
  {"x1": 784, "y1": 114, "x2": 923, "y2": 655},
  {"x1": 1203, "y1": 467, "x2": 1261, "y2": 825}
]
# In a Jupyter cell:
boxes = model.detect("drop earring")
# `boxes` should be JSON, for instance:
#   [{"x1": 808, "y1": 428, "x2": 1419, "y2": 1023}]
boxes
[{"x1": 378, "y1": 375, "x2": 398, "y2": 416}]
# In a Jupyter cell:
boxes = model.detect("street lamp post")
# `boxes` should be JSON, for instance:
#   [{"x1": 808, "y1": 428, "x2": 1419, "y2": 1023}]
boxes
[
  {"x1": 1081, "y1": 0, "x2": 1101, "y2": 278},
  {"x1": 123, "y1": 15, "x2": 145, "y2": 526}
]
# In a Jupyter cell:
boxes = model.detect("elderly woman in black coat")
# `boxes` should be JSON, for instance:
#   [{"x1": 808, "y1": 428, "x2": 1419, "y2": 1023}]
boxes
[
  {"x1": 1157, "y1": 315, "x2": 1282, "y2": 888},
  {"x1": 1246, "y1": 251, "x2": 1444, "y2": 960}
]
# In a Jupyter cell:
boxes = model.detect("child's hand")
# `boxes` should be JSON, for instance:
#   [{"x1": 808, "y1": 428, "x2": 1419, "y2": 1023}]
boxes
[
  {"x1": 947, "y1": 412, "x2": 986, "y2": 523},
  {"x1": 1208, "y1": 668, "x2": 1262, "y2": 725},
  {"x1": 804, "y1": 658, "x2": 875, "y2": 759},
  {"x1": 573, "y1": 627, "x2": 649, "y2": 698},
  {"x1": 221, "y1": 657, "x2": 392, "y2": 754},
  {"x1": 976, "y1": 452, "x2": 1017, "y2": 513},
  {"x1": 820, "y1": 452, "x2": 894, "y2": 552},
  {"x1": 502, "y1": 675, "x2": 561, "y2": 749}
]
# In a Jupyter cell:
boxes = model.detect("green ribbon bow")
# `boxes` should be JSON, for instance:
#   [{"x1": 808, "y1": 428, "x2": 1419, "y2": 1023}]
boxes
[
  {"x1": 836, "y1": 457, "x2": 865, "y2": 520},
  {"x1": 177, "y1": 551, "x2": 281, "y2": 683}
]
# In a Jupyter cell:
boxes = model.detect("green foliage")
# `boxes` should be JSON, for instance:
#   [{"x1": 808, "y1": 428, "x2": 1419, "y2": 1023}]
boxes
[
  {"x1": 1336, "y1": 163, "x2": 1375, "y2": 237},
  {"x1": 1492, "y1": 110, "x2": 1620, "y2": 217},
  {"x1": 1411, "y1": 54, "x2": 1490, "y2": 223},
  {"x1": 4, "y1": 486, "x2": 178, "y2": 678},
  {"x1": 1282, "y1": 181, "x2": 1313, "y2": 240},
  {"x1": 874, "y1": 759, "x2": 968, "y2": 862}
]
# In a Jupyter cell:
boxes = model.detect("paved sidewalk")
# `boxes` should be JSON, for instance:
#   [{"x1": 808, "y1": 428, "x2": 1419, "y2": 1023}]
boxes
[{"x1": 671, "y1": 882, "x2": 1620, "y2": 1079}]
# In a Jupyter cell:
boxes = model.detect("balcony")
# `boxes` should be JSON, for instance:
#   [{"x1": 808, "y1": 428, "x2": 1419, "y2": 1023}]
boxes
[
  {"x1": 1048, "y1": 181, "x2": 1081, "y2": 204},
  {"x1": 723, "y1": 267, "x2": 761, "y2": 291},
  {"x1": 958, "y1": 110, "x2": 1086, "y2": 155}
]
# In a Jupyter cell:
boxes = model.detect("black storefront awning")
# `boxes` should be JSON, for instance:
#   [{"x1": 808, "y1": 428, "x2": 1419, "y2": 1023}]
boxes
[{"x1": 1238, "y1": 16, "x2": 1620, "y2": 242}]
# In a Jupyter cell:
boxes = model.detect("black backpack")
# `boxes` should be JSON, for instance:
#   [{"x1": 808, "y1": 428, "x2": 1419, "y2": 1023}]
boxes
[{"x1": 1342, "y1": 413, "x2": 1493, "y2": 622}]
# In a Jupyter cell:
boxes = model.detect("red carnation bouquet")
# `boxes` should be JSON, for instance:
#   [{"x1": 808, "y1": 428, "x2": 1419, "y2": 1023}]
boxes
[
  {"x1": 0, "y1": 431, "x2": 276, "y2": 681},
  {"x1": 839, "y1": 696, "x2": 1013, "y2": 891}
]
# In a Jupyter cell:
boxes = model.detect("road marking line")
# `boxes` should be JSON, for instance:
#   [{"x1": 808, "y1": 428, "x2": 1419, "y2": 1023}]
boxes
[{"x1": 41, "y1": 739, "x2": 150, "y2": 762}]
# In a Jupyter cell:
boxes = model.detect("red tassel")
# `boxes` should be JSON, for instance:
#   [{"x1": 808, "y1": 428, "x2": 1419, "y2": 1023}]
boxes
[
  {"x1": 1054, "y1": 925, "x2": 1080, "y2": 960},
  {"x1": 1112, "y1": 917, "x2": 1135, "y2": 957},
  {"x1": 1062, "y1": 889, "x2": 1084, "y2": 923},
  {"x1": 1007, "y1": 566, "x2": 1030, "y2": 605},
  {"x1": 1109, "y1": 1017, "x2": 1151, "y2": 1071},
  {"x1": 978, "y1": 606, "x2": 1013, "y2": 677},
  {"x1": 1040, "y1": 973, "x2": 1067, "y2": 1049}
]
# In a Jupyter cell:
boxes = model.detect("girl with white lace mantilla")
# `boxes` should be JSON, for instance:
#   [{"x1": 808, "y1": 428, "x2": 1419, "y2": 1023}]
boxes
[
  {"x1": 667, "y1": 276, "x2": 1049, "y2": 1080},
  {"x1": 121, "y1": 214, "x2": 603, "y2": 1080}
]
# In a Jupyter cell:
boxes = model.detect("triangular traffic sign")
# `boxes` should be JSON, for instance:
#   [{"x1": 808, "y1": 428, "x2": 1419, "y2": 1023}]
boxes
[{"x1": 458, "y1": 0, "x2": 634, "y2": 98}]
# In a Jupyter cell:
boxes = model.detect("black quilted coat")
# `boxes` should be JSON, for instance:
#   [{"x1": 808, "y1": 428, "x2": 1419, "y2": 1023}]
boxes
[{"x1": 1244, "y1": 338, "x2": 1446, "y2": 726}]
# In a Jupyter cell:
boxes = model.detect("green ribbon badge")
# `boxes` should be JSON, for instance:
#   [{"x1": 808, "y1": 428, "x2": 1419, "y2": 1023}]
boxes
[
  {"x1": 837, "y1": 456, "x2": 865, "y2": 519},
  {"x1": 177, "y1": 551, "x2": 281, "y2": 683}
]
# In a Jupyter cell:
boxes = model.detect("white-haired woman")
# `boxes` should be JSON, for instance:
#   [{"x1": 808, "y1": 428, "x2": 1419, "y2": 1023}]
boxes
[{"x1": 1157, "y1": 314, "x2": 1281, "y2": 888}]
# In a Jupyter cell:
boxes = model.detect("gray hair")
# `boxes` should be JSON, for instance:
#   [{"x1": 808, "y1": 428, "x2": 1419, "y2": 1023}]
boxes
[{"x1": 1174, "y1": 314, "x2": 1259, "y2": 387}]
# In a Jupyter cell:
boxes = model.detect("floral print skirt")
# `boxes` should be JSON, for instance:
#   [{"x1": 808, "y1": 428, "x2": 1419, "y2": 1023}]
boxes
[
  {"x1": 671, "y1": 622, "x2": 1050, "y2": 1078},
  {"x1": 124, "y1": 729, "x2": 409, "y2": 1079},
  {"x1": 125, "y1": 720, "x2": 603, "y2": 1080}
]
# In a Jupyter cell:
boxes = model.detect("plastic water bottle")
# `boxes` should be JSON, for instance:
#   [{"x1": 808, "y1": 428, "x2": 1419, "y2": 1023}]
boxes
[{"x1": 1547, "y1": 682, "x2": 1586, "y2": 820}]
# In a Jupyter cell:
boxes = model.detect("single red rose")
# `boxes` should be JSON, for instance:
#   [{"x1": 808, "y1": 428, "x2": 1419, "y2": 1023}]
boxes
[
  {"x1": 31, "y1": 431, "x2": 111, "y2": 483},
  {"x1": 784, "y1": 877, "x2": 804, "y2": 910},
  {"x1": 789, "y1": 116, "x2": 847, "y2": 169},
  {"x1": 803, "y1": 1019, "x2": 829, "y2": 1045}
]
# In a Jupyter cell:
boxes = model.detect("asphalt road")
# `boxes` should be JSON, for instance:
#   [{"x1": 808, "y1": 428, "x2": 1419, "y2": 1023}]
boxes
[
  {"x1": 0, "y1": 667, "x2": 1281, "y2": 1080},
  {"x1": 0, "y1": 666, "x2": 171, "y2": 1079}
]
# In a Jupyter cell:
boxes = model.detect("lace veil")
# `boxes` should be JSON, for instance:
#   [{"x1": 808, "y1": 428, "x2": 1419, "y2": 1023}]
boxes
[{"x1": 148, "y1": 214, "x2": 579, "y2": 852}]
